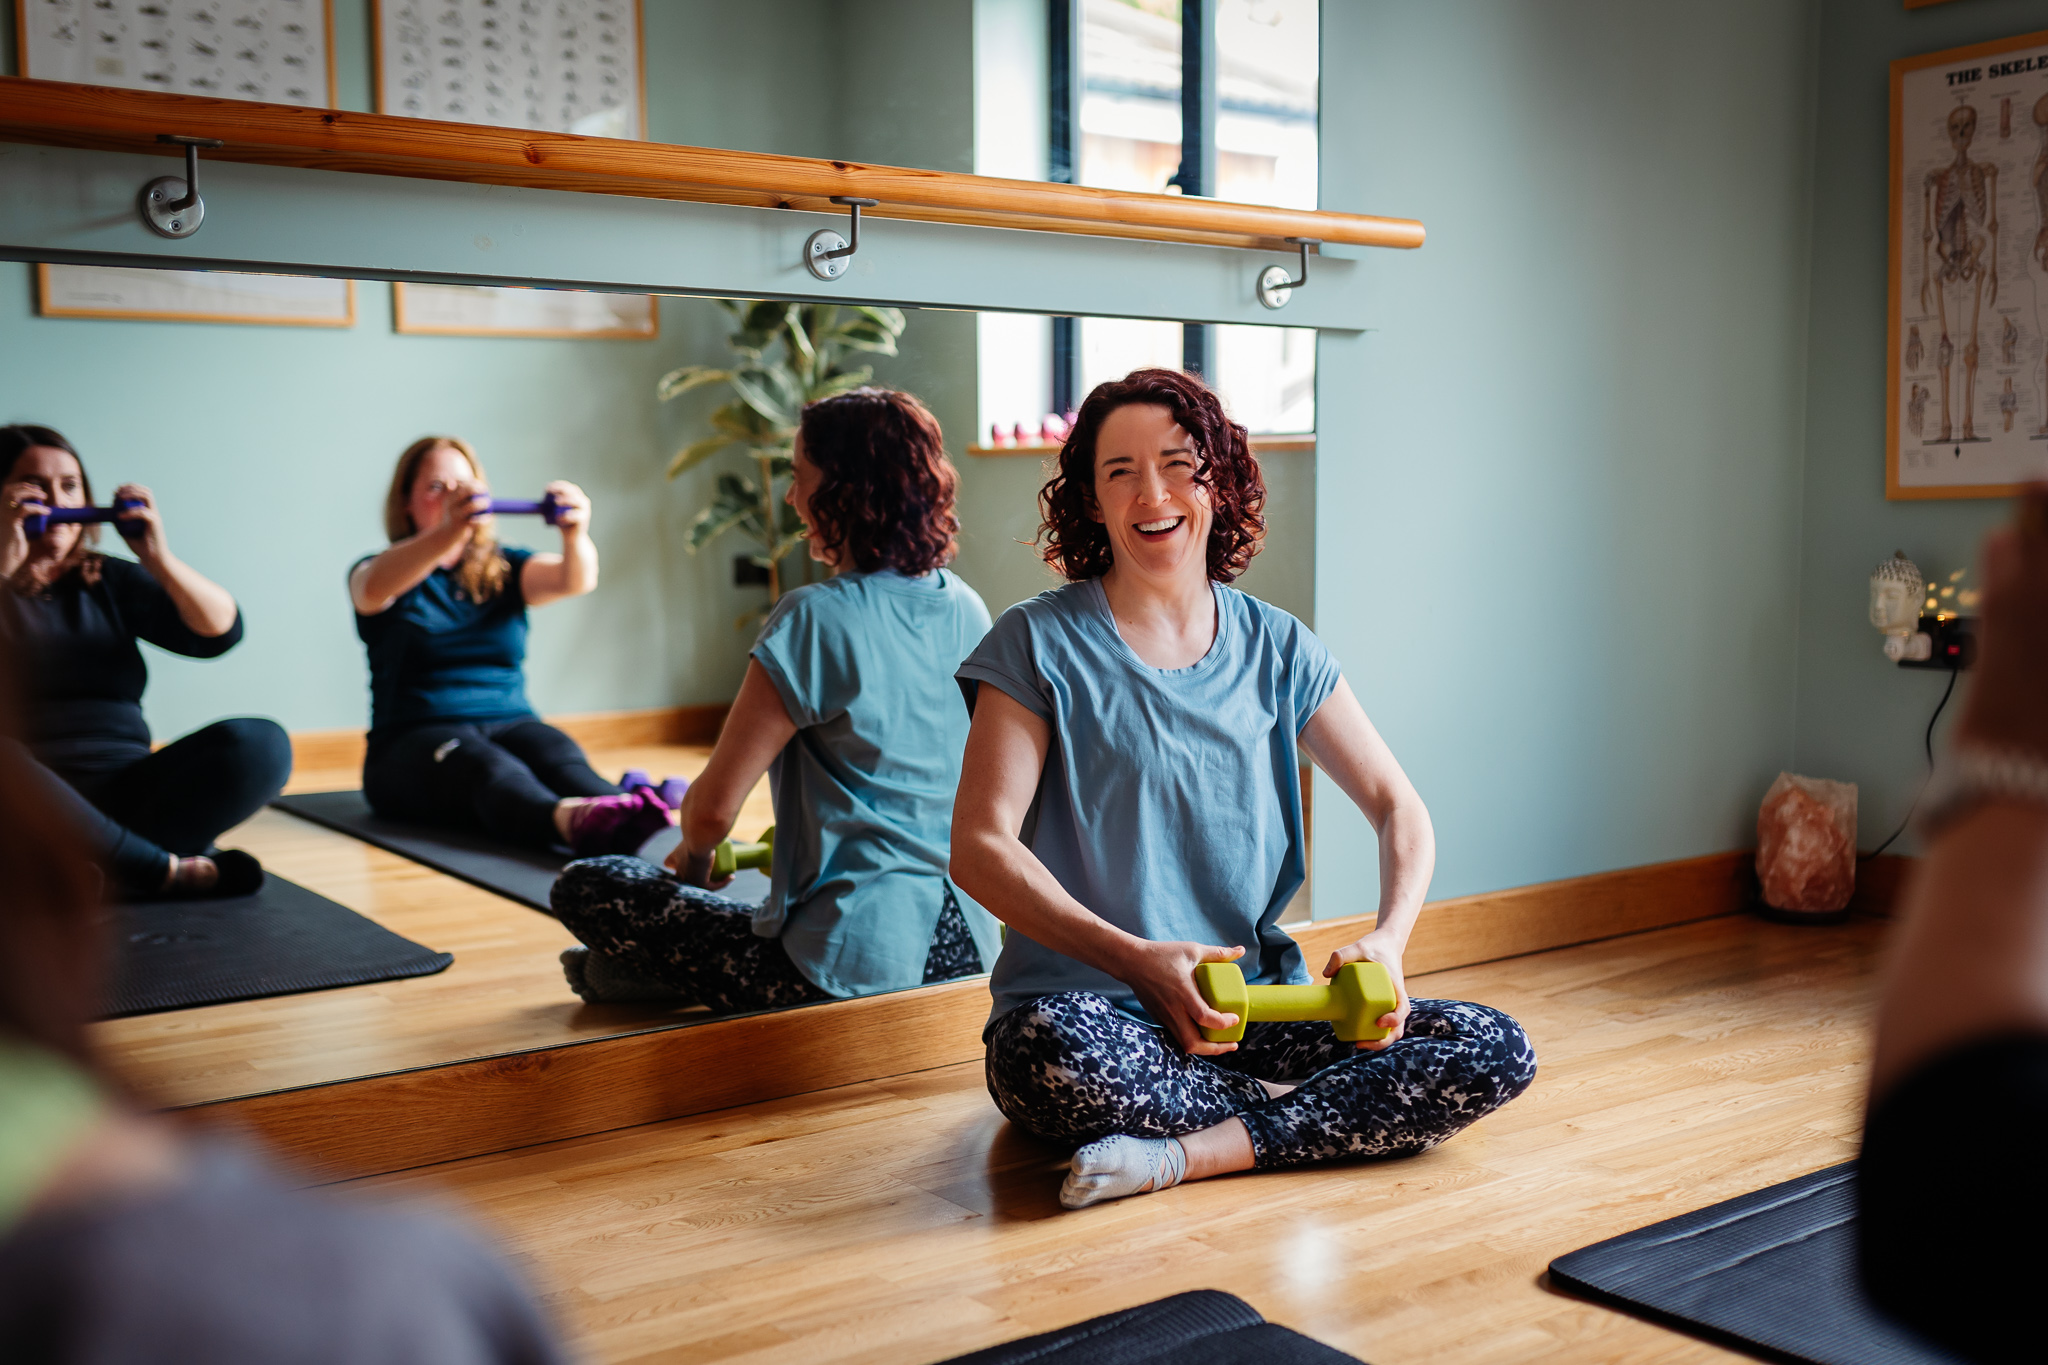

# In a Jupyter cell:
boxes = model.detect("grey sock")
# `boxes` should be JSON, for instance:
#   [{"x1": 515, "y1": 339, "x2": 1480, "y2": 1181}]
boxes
[
  {"x1": 1060, "y1": 1134, "x2": 1189, "y2": 1210},
  {"x1": 559, "y1": 946, "x2": 691, "y2": 1003}
]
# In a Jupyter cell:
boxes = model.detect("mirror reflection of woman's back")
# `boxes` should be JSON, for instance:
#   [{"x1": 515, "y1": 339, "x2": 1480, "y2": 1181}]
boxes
[{"x1": 555, "y1": 388, "x2": 1001, "y2": 1008}]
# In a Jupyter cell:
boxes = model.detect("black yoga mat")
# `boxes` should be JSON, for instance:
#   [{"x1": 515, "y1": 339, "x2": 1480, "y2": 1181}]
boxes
[
  {"x1": 271, "y1": 790, "x2": 771, "y2": 914},
  {"x1": 936, "y1": 1290, "x2": 1365, "y2": 1365},
  {"x1": 1549, "y1": 1164, "x2": 1967, "y2": 1364},
  {"x1": 104, "y1": 875, "x2": 453, "y2": 1018}
]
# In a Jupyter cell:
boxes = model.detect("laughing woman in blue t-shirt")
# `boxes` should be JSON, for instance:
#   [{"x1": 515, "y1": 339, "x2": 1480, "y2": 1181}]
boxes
[
  {"x1": 951, "y1": 369, "x2": 1537, "y2": 1211},
  {"x1": 349, "y1": 436, "x2": 671, "y2": 857}
]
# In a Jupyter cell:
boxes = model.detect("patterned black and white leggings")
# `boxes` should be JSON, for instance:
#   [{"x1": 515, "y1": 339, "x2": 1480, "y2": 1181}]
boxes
[
  {"x1": 985, "y1": 991, "x2": 1537, "y2": 1169},
  {"x1": 553, "y1": 855, "x2": 985, "y2": 1012}
]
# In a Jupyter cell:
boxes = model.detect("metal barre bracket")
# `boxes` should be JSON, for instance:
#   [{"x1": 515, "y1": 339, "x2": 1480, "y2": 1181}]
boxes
[
  {"x1": 804, "y1": 196, "x2": 879, "y2": 282},
  {"x1": 140, "y1": 134, "x2": 225, "y2": 239},
  {"x1": 1256, "y1": 236, "x2": 1321, "y2": 310}
]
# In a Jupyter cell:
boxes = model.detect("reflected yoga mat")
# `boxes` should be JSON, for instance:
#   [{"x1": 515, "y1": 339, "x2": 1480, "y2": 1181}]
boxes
[
  {"x1": 271, "y1": 790, "x2": 771, "y2": 915},
  {"x1": 105, "y1": 875, "x2": 453, "y2": 1018},
  {"x1": 1548, "y1": 1164, "x2": 1966, "y2": 1364},
  {"x1": 934, "y1": 1291, "x2": 1366, "y2": 1365}
]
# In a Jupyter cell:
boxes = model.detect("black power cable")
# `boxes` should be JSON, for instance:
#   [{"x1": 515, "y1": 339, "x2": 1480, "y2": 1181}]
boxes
[{"x1": 1860, "y1": 666, "x2": 1961, "y2": 861}]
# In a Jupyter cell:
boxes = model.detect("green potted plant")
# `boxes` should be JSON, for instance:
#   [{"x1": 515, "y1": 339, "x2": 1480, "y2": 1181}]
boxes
[{"x1": 658, "y1": 299, "x2": 907, "y2": 616}]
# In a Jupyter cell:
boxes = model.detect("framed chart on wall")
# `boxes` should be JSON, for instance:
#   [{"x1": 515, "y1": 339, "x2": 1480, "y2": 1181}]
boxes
[
  {"x1": 18, "y1": 0, "x2": 352, "y2": 328},
  {"x1": 393, "y1": 284, "x2": 656, "y2": 339},
  {"x1": 371, "y1": 0, "x2": 647, "y2": 138},
  {"x1": 16, "y1": 0, "x2": 335, "y2": 104},
  {"x1": 373, "y1": 0, "x2": 655, "y2": 337},
  {"x1": 1889, "y1": 29, "x2": 2048, "y2": 499},
  {"x1": 38, "y1": 266, "x2": 356, "y2": 327}
]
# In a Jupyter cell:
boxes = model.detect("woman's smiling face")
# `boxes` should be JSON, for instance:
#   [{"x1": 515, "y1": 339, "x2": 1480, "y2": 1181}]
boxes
[{"x1": 1091, "y1": 402, "x2": 1212, "y2": 581}]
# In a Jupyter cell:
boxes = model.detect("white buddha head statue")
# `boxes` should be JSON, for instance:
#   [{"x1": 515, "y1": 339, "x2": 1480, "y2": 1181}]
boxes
[{"x1": 1869, "y1": 551, "x2": 1924, "y2": 635}]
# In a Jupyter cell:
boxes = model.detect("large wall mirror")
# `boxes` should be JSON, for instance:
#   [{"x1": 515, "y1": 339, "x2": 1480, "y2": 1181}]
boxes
[{"x1": 13, "y1": 267, "x2": 1317, "y2": 1109}]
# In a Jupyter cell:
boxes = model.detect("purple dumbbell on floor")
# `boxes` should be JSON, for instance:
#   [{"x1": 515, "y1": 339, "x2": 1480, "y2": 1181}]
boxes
[
  {"x1": 482, "y1": 493, "x2": 569, "y2": 525},
  {"x1": 22, "y1": 496, "x2": 147, "y2": 541},
  {"x1": 620, "y1": 770, "x2": 689, "y2": 808}
]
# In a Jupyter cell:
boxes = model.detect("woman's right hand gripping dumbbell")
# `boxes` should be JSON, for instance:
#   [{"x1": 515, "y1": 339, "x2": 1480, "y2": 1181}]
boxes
[
  {"x1": 2, "y1": 478, "x2": 58, "y2": 579},
  {"x1": 1109, "y1": 937, "x2": 1249, "y2": 1057}
]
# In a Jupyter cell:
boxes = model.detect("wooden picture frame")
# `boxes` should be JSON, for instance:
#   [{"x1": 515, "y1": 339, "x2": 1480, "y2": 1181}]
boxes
[
  {"x1": 390, "y1": 283, "x2": 657, "y2": 339},
  {"x1": 16, "y1": 0, "x2": 335, "y2": 114},
  {"x1": 1889, "y1": 29, "x2": 2048, "y2": 499},
  {"x1": 372, "y1": 0, "x2": 654, "y2": 339},
  {"x1": 370, "y1": 0, "x2": 648, "y2": 141},
  {"x1": 36, "y1": 265, "x2": 356, "y2": 328},
  {"x1": 19, "y1": 1, "x2": 349, "y2": 329}
]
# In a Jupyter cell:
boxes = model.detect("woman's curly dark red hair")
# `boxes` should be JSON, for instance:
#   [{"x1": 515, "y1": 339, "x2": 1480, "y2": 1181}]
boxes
[
  {"x1": 1038, "y1": 367, "x2": 1265, "y2": 583},
  {"x1": 798, "y1": 387, "x2": 960, "y2": 576}
]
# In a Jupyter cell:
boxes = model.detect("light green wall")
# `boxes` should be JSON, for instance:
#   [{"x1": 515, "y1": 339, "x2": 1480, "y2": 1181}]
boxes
[
  {"x1": 1311, "y1": 0, "x2": 1820, "y2": 912},
  {"x1": 1789, "y1": 0, "x2": 2044, "y2": 850}
]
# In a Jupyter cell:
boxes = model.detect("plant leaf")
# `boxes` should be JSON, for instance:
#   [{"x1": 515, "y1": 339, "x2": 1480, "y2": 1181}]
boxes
[
  {"x1": 686, "y1": 499, "x2": 754, "y2": 553},
  {"x1": 728, "y1": 368, "x2": 803, "y2": 429},
  {"x1": 656, "y1": 365, "x2": 734, "y2": 402},
  {"x1": 666, "y1": 434, "x2": 739, "y2": 478},
  {"x1": 806, "y1": 367, "x2": 872, "y2": 402}
]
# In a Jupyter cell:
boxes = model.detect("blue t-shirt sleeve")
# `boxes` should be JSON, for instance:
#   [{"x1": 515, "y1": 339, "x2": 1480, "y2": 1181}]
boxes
[
  {"x1": 954, "y1": 601, "x2": 1053, "y2": 721},
  {"x1": 500, "y1": 546, "x2": 534, "y2": 607},
  {"x1": 1286, "y1": 614, "x2": 1344, "y2": 729},
  {"x1": 750, "y1": 587, "x2": 843, "y2": 730}
]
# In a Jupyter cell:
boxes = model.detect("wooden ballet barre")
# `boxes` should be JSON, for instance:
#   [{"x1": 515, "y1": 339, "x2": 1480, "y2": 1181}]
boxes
[{"x1": 0, "y1": 78, "x2": 1426, "y2": 255}]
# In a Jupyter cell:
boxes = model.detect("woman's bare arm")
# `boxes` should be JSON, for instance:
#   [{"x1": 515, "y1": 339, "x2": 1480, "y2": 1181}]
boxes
[
  {"x1": 1298, "y1": 677, "x2": 1436, "y2": 1047},
  {"x1": 349, "y1": 478, "x2": 481, "y2": 615},
  {"x1": 519, "y1": 482, "x2": 598, "y2": 607},
  {"x1": 112, "y1": 485, "x2": 238, "y2": 637},
  {"x1": 949, "y1": 686, "x2": 1244, "y2": 1055},
  {"x1": 669, "y1": 659, "x2": 797, "y2": 888}
]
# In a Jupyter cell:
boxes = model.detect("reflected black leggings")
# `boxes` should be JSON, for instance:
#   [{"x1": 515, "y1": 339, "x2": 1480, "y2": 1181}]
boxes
[
  {"x1": 12, "y1": 718, "x2": 293, "y2": 896},
  {"x1": 553, "y1": 854, "x2": 985, "y2": 1011},
  {"x1": 363, "y1": 716, "x2": 618, "y2": 851}
]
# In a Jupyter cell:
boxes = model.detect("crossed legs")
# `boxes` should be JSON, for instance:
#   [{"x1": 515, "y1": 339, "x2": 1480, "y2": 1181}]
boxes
[{"x1": 984, "y1": 990, "x2": 1537, "y2": 1206}]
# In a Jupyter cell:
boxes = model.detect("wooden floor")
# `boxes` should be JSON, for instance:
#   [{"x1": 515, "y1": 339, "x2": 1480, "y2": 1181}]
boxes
[
  {"x1": 354, "y1": 911, "x2": 1887, "y2": 1365},
  {"x1": 93, "y1": 743, "x2": 774, "y2": 1109}
]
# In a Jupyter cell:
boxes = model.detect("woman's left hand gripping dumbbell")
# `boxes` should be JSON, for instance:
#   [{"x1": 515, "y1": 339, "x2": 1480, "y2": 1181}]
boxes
[
  {"x1": 1323, "y1": 929, "x2": 1412, "y2": 1050},
  {"x1": 544, "y1": 480, "x2": 591, "y2": 536},
  {"x1": 111, "y1": 484, "x2": 169, "y2": 564}
]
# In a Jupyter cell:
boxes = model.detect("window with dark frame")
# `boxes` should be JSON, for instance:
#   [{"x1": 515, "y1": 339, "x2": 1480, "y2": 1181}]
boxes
[{"x1": 1045, "y1": 0, "x2": 1318, "y2": 430}]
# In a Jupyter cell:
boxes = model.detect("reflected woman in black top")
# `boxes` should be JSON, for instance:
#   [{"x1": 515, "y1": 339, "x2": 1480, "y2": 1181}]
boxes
[{"x1": 0, "y1": 425, "x2": 289, "y2": 898}]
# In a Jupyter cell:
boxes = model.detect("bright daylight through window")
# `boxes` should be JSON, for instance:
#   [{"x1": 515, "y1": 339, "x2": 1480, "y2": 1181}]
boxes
[{"x1": 977, "y1": 0, "x2": 1317, "y2": 448}]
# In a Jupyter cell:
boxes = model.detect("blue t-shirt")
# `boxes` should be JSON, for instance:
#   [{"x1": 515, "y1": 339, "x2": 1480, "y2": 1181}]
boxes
[
  {"x1": 353, "y1": 547, "x2": 536, "y2": 746},
  {"x1": 750, "y1": 568, "x2": 1003, "y2": 997},
  {"x1": 956, "y1": 579, "x2": 1344, "y2": 1028}
]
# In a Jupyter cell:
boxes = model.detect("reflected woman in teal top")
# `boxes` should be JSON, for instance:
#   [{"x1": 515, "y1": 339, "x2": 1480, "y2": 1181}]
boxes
[{"x1": 554, "y1": 388, "x2": 1001, "y2": 1007}]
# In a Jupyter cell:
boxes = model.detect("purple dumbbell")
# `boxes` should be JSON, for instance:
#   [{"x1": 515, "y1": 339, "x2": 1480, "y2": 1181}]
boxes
[
  {"x1": 482, "y1": 493, "x2": 568, "y2": 526},
  {"x1": 619, "y1": 769, "x2": 690, "y2": 808},
  {"x1": 22, "y1": 496, "x2": 147, "y2": 541}
]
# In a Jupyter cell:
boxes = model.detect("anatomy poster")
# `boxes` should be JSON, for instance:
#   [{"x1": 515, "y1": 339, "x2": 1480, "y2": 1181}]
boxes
[
  {"x1": 19, "y1": 0, "x2": 331, "y2": 106},
  {"x1": 374, "y1": 0, "x2": 644, "y2": 139},
  {"x1": 1892, "y1": 30, "x2": 2048, "y2": 498}
]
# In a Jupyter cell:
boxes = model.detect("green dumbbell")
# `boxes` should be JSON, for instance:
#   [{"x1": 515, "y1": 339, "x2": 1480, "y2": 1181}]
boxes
[
  {"x1": 1193, "y1": 959, "x2": 1399, "y2": 1044},
  {"x1": 711, "y1": 826, "x2": 774, "y2": 879}
]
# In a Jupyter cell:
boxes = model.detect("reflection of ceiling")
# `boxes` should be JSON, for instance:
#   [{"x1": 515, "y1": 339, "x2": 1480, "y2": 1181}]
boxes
[{"x1": 1084, "y1": 0, "x2": 1318, "y2": 123}]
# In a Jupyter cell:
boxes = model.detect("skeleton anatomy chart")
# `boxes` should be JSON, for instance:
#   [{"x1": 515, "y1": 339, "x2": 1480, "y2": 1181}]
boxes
[
  {"x1": 1892, "y1": 31, "x2": 2048, "y2": 498},
  {"x1": 375, "y1": 0, "x2": 644, "y2": 139},
  {"x1": 20, "y1": 0, "x2": 331, "y2": 106}
]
